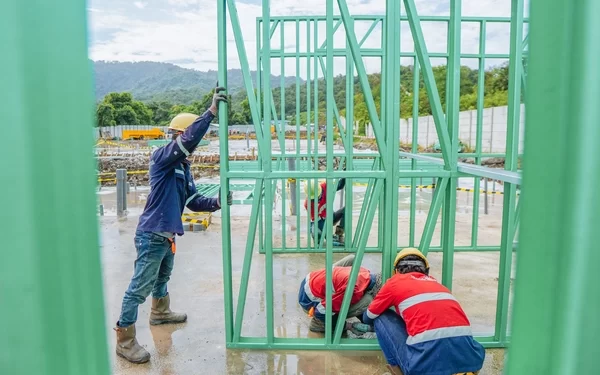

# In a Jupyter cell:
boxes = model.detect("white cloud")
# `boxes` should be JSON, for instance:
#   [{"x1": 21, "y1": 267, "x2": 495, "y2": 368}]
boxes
[
  {"x1": 167, "y1": 0, "x2": 200, "y2": 5},
  {"x1": 88, "y1": 0, "x2": 526, "y2": 77},
  {"x1": 133, "y1": 2, "x2": 147, "y2": 9}
]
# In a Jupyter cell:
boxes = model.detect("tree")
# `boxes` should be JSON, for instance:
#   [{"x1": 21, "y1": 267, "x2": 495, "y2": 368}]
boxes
[
  {"x1": 147, "y1": 101, "x2": 173, "y2": 126},
  {"x1": 239, "y1": 97, "x2": 252, "y2": 124},
  {"x1": 98, "y1": 92, "x2": 154, "y2": 125},
  {"x1": 96, "y1": 103, "x2": 116, "y2": 127},
  {"x1": 131, "y1": 100, "x2": 153, "y2": 125},
  {"x1": 115, "y1": 105, "x2": 139, "y2": 125}
]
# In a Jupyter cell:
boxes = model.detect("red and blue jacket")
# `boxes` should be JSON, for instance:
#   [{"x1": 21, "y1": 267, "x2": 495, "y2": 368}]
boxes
[
  {"x1": 303, "y1": 178, "x2": 345, "y2": 221},
  {"x1": 363, "y1": 272, "x2": 485, "y2": 374},
  {"x1": 137, "y1": 110, "x2": 220, "y2": 236},
  {"x1": 298, "y1": 266, "x2": 374, "y2": 322}
]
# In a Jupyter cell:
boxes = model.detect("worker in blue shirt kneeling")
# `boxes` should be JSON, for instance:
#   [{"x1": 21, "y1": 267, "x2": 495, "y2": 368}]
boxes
[{"x1": 114, "y1": 87, "x2": 232, "y2": 364}]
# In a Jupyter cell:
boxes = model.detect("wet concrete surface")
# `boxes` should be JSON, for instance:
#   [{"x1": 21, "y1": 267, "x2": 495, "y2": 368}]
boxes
[{"x1": 99, "y1": 190, "x2": 509, "y2": 375}]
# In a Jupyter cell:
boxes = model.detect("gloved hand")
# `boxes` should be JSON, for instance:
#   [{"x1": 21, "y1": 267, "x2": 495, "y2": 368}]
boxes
[
  {"x1": 209, "y1": 86, "x2": 228, "y2": 115},
  {"x1": 217, "y1": 190, "x2": 233, "y2": 208}
]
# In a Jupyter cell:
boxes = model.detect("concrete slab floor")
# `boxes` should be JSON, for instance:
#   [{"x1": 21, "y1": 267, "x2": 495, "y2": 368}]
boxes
[{"x1": 100, "y1": 207, "x2": 509, "y2": 374}]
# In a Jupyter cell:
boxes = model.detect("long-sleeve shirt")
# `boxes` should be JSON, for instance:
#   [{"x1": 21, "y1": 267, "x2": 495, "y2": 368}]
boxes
[
  {"x1": 137, "y1": 110, "x2": 220, "y2": 235},
  {"x1": 303, "y1": 178, "x2": 346, "y2": 221},
  {"x1": 363, "y1": 272, "x2": 472, "y2": 342},
  {"x1": 362, "y1": 272, "x2": 486, "y2": 374},
  {"x1": 298, "y1": 265, "x2": 372, "y2": 322}
]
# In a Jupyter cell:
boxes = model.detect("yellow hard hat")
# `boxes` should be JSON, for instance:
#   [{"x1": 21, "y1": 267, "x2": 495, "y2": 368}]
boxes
[
  {"x1": 168, "y1": 113, "x2": 199, "y2": 132},
  {"x1": 393, "y1": 247, "x2": 430, "y2": 273},
  {"x1": 304, "y1": 180, "x2": 323, "y2": 199}
]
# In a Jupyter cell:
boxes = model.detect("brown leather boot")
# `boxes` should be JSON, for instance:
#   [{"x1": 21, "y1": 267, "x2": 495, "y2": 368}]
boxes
[
  {"x1": 114, "y1": 324, "x2": 150, "y2": 364},
  {"x1": 386, "y1": 364, "x2": 404, "y2": 375},
  {"x1": 149, "y1": 293, "x2": 187, "y2": 325}
]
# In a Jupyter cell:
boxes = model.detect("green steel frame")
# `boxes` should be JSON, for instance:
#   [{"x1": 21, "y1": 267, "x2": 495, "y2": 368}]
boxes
[{"x1": 219, "y1": 0, "x2": 527, "y2": 350}]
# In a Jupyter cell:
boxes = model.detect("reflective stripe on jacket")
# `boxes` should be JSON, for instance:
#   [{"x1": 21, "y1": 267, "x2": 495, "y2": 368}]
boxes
[{"x1": 137, "y1": 110, "x2": 220, "y2": 235}]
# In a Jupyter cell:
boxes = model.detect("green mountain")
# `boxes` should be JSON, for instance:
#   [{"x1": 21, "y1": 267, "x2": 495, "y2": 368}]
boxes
[{"x1": 93, "y1": 60, "x2": 302, "y2": 103}]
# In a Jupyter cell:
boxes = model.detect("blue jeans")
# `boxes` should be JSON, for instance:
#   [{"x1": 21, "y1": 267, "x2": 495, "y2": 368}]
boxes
[
  {"x1": 374, "y1": 311, "x2": 410, "y2": 371},
  {"x1": 118, "y1": 231, "x2": 174, "y2": 327},
  {"x1": 310, "y1": 207, "x2": 345, "y2": 243}
]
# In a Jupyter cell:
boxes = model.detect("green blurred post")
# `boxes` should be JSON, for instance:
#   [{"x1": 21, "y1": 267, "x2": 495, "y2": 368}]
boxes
[
  {"x1": 507, "y1": 0, "x2": 600, "y2": 373},
  {"x1": 218, "y1": 0, "x2": 234, "y2": 344},
  {"x1": 0, "y1": 0, "x2": 109, "y2": 374}
]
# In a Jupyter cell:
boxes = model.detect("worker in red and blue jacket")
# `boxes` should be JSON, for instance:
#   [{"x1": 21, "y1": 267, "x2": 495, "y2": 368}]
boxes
[
  {"x1": 114, "y1": 87, "x2": 232, "y2": 364},
  {"x1": 298, "y1": 255, "x2": 383, "y2": 333},
  {"x1": 362, "y1": 248, "x2": 485, "y2": 375},
  {"x1": 304, "y1": 177, "x2": 346, "y2": 245}
]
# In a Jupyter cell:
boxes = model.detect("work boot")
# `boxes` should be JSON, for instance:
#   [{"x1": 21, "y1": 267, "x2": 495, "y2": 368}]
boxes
[
  {"x1": 114, "y1": 324, "x2": 150, "y2": 364},
  {"x1": 367, "y1": 272, "x2": 384, "y2": 297},
  {"x1": 335, "y1": 226, "x2": 345, "y2": 244},
  {"x1": 386, "y1": 364, "x2": 404, "y2": 375},
  {"x1": 309, "y1": 317, "x2": 326, "y2": 333},
  {"x1": 149, "y1": 293, "x2": 187, "y2": 325}
]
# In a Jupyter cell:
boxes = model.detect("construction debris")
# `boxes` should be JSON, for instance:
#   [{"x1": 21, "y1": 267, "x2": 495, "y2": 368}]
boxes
[{"x1": 96, "y1": 152, "x2": 258, "y2": 185}]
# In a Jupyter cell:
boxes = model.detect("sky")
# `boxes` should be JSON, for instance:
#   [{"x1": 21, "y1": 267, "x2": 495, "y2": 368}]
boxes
[{"x1": 87, "y1": 0, "x2": 530, "y2": 78}]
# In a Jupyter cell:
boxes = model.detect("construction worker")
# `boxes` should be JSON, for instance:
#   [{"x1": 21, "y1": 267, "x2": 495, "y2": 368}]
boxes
[
  {"x1": 304, "y1": 178, "x2": 346, "y2": 245},
  {"x1": 113, "y1": 87, "x2": 232, "y2": 364},
  {"x1": 298, "y1": 254, "x2": 383, "y2": 333},
  {"x1": 362, "y1": 248, "x2": 485, "y2": 375}
]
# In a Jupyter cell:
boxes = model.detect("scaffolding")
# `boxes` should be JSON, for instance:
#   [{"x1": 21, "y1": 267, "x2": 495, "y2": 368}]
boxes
[{"x1": 218, "y1": 0, "x2": 525, "y2": 350}]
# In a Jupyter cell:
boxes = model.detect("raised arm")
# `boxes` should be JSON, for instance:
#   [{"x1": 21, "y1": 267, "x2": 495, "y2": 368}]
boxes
[{"x1": 152, "y1": 87, "x2": 227, "y2": 170}]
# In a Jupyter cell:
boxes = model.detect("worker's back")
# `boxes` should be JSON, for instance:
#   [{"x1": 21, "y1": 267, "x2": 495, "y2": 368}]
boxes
[
  {"x1": 308, "y1": 266, "x2": 371, "y2": 301},
  {"x1": 385, "y1": 272, "x2": 470, "y2": 341},
  {"x1": 367, "y1": 272, "x2": 485, "y2": 374}
]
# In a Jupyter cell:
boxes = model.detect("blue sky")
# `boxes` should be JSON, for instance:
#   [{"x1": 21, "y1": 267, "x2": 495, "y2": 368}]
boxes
[{"x1": 87, "y1": 0, "x2": 529, "y2": 77}]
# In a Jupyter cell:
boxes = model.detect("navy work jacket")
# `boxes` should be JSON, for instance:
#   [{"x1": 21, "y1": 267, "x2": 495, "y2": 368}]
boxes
[{"x1": 137, "y1": 110, "x2": 220, "y2": 235}]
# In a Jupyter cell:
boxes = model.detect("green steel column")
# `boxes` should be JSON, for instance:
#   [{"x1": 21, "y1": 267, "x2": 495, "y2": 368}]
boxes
[
  {"x1": 471, "y1": 20, "x2": 487, "y2": 249},
  {"x1": 324, "y1": 0, "x2": 334, "y2": 344},
  {"x1": 313, "y1": 19, "x2": 319, "y2": 170},
  {"x1": 280, "y1": 23, "x2": 287, "y2": 251},
  {"x1": 378, "y1": 17, "x2": 386, "y2": 255},
  {"x1": 306, "y1": 20, "x2": 313, "y2": 249},
  {"x1": 383, "y1": 0, "x2": 401, "y2": 279},
  {"x1": 344, "y1": 23, "x2": 354, "y2": 248},
  {"x1": 494, "y1": 0, "x2": 523, "y2": 344},
  {"x1": 1, "y1": 0, "x2": 109, "y2": 373},
  {"x1": 409, "y1": 59, "x2": 420, "y2": 248},
  {"x1": 440, "y1": 0, "x2": 461, "y2": 288},
  {"x1": 295, "y1": 19, "x2": 301, "y2": 249},
  {"x1": 256, "y1": 19, "x2": 262, "y2": 119},
  {"x1": 261, "y1": 0, "x2": 275, "y2": 344},
  {"x1": 218, "y1": 0, "x2": 234, "y2": 344},
  {"x1": 507, "y1": 0, "x2": 600, "y2": 372}
]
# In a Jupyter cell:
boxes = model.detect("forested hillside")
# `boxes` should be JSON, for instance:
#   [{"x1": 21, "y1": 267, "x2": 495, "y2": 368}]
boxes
[
  {"x1": 95, "y1": 62, "x2": 513, "y2": 131},
  {"x1": 93, "y1": 61, "x2": 300, "y2": 103}
]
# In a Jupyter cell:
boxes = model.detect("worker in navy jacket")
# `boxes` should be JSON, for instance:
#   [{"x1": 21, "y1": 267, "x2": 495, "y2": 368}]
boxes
[{"x1": 114, "y1": 87, "x2": 232, "y2": 364}]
